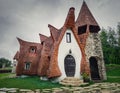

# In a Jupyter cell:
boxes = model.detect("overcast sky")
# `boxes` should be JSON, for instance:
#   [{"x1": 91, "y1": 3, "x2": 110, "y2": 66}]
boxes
[{"x1": 0, "y1": 0, "x2": 120, "y2": 61}]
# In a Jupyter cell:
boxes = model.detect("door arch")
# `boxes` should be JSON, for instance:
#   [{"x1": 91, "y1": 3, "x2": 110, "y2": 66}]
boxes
[
  {"x1": 64, "y1": 55, "x2": 76, "y2": 77},
  {"x1": 89, "y1": 57, "x2": 100, "y2": 80}
]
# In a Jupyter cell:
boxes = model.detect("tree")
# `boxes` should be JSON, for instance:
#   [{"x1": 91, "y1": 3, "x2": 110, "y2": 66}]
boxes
[
  {"x1": 100, "y1": 28, "x2": 110, "y2": 64},
  {"x1": 117, "y1": 22, "x2": 120, "y2": 46},
  {"x1": 100, "y1": 28, "x2": 109, "y2": 46},
  {"x1": 100, "y1": 25, "x2": 120, "y2": 65},
  {"x1": 107, "y1": 27, "x2": 117, "y2": 47},
  {"x1": 0, "y1": 58, "x2": 11, "y2": 68},
  {"x1": 116, "y1": 22, "x2": 120, "y2": 64},
  {"x1": 107, "y1": 27, "x2": 117, "y2": 64}
]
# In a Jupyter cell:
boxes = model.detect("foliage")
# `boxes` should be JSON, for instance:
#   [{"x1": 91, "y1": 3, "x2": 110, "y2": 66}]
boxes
[
  {"x1": 100, "y1": 23, "x2": 120, "y2": 64},
  {"x1": 82, "y1": 73, "x2": 89, "y2": 79},
  {"x1": 81, "y1": 72, "x2": 90, "y2": 82},
  {"x1": 0, "y1": 58, "x2": 11, "y2": 68},
  {"x1": 117, "y1": 22, "x2": 120, "y2": 46}
]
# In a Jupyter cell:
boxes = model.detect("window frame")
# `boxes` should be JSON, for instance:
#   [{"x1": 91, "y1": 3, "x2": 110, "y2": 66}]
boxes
[
  {"x1": 66, "y1": 32, "x2": 71, "y2": 43},
  {"x1": 29, "y1": 46, "x2": 37, "y2": 53},
  {"x1": 24, "y1": 62, "x2": 31, "y2": 70}
]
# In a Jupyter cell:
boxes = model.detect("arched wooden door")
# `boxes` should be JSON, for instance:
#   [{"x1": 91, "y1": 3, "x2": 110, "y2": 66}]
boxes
[
  {"x1": 64, "y1": 55, "x2": 76, "y2": 77},
  {"x1": 89, "y1": 57, "x2": 100, "y2": 80}
]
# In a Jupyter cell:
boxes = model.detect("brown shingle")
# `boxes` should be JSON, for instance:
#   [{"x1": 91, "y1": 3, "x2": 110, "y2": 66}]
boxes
[
  {"x1": 76, "y1": 1, "x2": 99, "y2": 26},
  {"x1": 16, "y1": 38, "x2": 42, "y2": 76}
]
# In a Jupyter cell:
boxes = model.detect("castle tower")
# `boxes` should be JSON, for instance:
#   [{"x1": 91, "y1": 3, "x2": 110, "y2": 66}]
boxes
[{"x1": 76, "y1": 1, "x2": 107, "y2": 80}]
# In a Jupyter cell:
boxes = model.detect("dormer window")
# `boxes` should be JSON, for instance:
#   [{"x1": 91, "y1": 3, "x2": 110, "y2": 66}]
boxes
[
  {"x1": 29, "y1": 46, "x2": 37, "y2": 53},
  {"x1": 66, "y1": 33, "x2": 71, "y2": 43}
]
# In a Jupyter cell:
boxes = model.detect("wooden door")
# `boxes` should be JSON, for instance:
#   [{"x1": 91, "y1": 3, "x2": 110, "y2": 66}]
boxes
[{"x1": 64, "y1": 55, "x2": 76, "y2": 77}]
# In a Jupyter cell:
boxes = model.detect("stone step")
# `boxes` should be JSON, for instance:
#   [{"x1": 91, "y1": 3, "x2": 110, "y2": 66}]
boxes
[
  {"x1": 59, "y1": 77, "x2": 83, "y2": 87},
  {"x1": 63, "y1": 77, "x2": 81, "y2": 81}
]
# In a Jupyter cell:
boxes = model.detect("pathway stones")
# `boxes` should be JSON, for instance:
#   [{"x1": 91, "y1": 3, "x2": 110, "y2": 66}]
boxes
[
  {"x1": 35, "y1": 89, "x2": 41, "y2": 93},
  {"x1": 0, "y1": 92, "x2": 6, "y2": 93},
  {"x1": 0, "y1": 83, "x2": 120, "y2": 93}
]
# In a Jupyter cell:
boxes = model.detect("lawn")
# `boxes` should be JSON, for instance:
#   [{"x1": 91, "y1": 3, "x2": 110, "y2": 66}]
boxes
[
  {"x1": 0, "y1": 64, "x2": 120, "y2": 89},
  {"x1": 106, "y1": 64, "x2": 120, "y2": 76},
  {"x1": 105, "y1": 64, "x2": 120, "y2": 83},
  {"x1": 0, "y1": 75, "x2": 62, "y2": 89}
]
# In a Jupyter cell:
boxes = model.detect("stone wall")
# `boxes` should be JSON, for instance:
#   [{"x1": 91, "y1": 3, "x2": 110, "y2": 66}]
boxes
[{"x1": 85, "y1": 33, "x2": 107, "y2": 80}]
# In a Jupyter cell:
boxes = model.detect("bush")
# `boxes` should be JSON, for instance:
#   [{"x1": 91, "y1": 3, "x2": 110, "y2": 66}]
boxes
[{"x1": 0, "y1": 69, "x2": 12, "y2": 73}]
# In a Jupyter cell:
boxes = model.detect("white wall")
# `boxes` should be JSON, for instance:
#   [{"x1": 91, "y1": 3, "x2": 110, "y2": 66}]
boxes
[{"x1": 58, "y1": 29, "x2": 82, "y2": 81}]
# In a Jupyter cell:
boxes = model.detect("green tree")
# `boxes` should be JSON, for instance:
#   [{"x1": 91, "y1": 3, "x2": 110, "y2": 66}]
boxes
[
  {"x1": 107, "y1": 27, "x2": 118, "y2": 64},
  {"x1": 100, "y1": 28, "x2": 109, "y2": 46},
  {"x1": 100, "y1": 28, "x2": 109, "y2": 64},
  {"x1": 107, "y1": 27, "x2": 117, "y2": 47},
  {"x1": 117, "y1": 22, "x2": 120, "y2": 46},
  {"x1": 116, "y1": 22, "x2": 120, "y2": 64},
  {"x1": 0, "y1": 58, "x2": 11, "y2": 68},
  {"x1": 100, "y1": 26, "x2": 120, "y2": 65}
]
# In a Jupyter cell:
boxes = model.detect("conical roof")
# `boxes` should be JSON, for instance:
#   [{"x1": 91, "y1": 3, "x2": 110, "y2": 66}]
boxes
[{"x1": 76, "y1": 1, "x2": 99, "y2": 26}]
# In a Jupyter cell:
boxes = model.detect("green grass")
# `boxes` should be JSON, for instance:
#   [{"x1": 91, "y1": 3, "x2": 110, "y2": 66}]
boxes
[
  {"x1": 106, "y1": 64, "x2": 120, "y2": 76},
  {"x1": 106, "y1": 77, "x2": 120, "y2": 83},
  {"x1": 0, "y1": 73, "x2": 11, "y2": 79},
  {"x1": 0, "y1": 75, "x2": 61, "y2": 89},
  {"x1": 104, "y1": 64, "x2": 120, "y2": 83},
  {"x1": 0, "y1": 64, "x2": 120, "y2": 89}
]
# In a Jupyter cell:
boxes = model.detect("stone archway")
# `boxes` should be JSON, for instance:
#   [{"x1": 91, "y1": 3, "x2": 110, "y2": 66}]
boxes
[
  {"x1": 64, "y1": 55, "x2": 76, "y2": 77},
  {"x1": 89, "y1": 57, "x2": 100, "y2": 80}
]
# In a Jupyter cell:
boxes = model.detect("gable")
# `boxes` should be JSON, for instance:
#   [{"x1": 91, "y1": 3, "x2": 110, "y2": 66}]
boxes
[{"x1": 57, "y1": 28, "x2": 82, "y2": 80}]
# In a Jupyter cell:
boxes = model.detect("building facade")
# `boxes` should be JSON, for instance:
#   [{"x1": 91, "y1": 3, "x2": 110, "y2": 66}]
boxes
[{"x1": 14, "y1": 1, "x2": 106, "y2": 82}]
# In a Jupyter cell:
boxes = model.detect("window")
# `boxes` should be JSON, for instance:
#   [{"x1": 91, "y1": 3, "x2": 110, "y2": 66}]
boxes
[
  {"x1": 24, "y1": 62, "x2": 31, "y2": 70},
  {"x1": 78, "y1": 25, "x2": 87, "y2": 35},
  {"x1": 29, "y1": 46, "x2": 36, "y2": 53},
  {"x1": 89, "y1": 25, "x2": 100, "y2": 33},
  {"x1": 66, "y1": 33, "x2": 71, "y2": 43},
  {"x1": 41, "y1": 41, "x2": 44, "y2": 45}
]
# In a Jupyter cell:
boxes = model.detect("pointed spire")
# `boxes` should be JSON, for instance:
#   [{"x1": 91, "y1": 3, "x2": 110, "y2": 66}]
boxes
[
  {"x1": 76, "y1": 1, "x2": 99, "y2": 26},
  {"x1": 39, "y1": 34, "x2": 48, "y2": 43},
  {"x1": 48, "y1": 24, "x2": 59, "y2": 41},
  {"x1": 17, "y1": 37, "x2": 25, "y2": 45},
  {"x1": 64, "y1": 7, "x2": 75, "y2": 28}
]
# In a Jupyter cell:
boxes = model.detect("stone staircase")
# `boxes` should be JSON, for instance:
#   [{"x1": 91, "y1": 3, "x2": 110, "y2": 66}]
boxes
[{"x1": 59, "y1": 77, "x2": 83, "y2": 86}]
